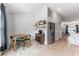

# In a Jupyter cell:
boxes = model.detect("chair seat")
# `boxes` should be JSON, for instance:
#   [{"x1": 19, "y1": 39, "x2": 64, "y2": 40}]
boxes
[{"x1": 16, "y1": 38, "x2": 25, "y2": 42}]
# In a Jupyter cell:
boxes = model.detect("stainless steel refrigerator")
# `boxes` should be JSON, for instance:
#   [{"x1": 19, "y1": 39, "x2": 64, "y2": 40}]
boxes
[
  {"x1": 47, "y1": 22, "x2": 55, "y2": 44},
  {"x1": 0, "y1": 3, "x2": 7, "y2": 51}
]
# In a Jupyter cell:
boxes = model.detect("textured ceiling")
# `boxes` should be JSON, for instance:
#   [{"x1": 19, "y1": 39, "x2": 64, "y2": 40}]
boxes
[
  {"x1": 4, "y1": 3, "x2": 79, "y2": 21},
  {"x1": 48, "y1": 3, "x2": 79, "y2": 21},
  {"x1": 5, "y1": 3, "x2": 46, "y2": 14}
]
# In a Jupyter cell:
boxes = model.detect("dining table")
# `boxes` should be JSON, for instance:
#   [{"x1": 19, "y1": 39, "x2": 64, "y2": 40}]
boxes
[{"x1": 10, "y1": 34, "x2": 31, "y2": 50}]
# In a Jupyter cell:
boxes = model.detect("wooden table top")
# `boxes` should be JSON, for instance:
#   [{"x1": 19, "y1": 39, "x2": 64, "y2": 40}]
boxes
[{"x1": 12, "y1": 34, "x2": 29, "y2": 38}]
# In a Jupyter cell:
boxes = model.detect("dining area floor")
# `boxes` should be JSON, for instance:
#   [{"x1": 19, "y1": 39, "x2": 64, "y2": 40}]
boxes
[{"x1": 3, "y1": 38, "x2": 79, "y2": 56}]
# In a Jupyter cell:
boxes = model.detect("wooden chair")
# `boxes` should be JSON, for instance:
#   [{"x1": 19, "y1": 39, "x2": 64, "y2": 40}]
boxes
[{"x1": 10, "y1": 36, "x2": 17, "y2": 50}]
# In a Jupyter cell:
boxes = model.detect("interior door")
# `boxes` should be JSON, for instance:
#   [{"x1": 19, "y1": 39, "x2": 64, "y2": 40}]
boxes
[{"x1": 47, "y1": 22, "x2": 55, "y2": 44}]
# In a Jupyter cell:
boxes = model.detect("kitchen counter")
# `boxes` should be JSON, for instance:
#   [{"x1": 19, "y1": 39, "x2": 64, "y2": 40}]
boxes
[{"x1": 68, "y1": 33, "x2": 79, "y2": 46}]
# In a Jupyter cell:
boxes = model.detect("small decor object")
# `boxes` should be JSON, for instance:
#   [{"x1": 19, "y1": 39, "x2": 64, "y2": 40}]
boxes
[
  {"x1": 39, "y1": 20, "x2": 46, "y2": 25},
  {"x1": 34, "y1": 19, "x2": 46, "y2": 28}
]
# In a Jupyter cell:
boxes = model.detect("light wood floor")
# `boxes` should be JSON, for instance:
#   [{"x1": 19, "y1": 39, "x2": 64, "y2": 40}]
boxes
[{"x1": 3, "y1": 38, "x2": 79, "y2": 56}]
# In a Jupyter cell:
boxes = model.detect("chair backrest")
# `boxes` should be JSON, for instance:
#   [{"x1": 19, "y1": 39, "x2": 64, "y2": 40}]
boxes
[
  {"x1": 38, "y1": 30, "x2": 42, "y2": 34},
  {"x1": 10, "y1": 36, "x2": 13, "y2": 39}
]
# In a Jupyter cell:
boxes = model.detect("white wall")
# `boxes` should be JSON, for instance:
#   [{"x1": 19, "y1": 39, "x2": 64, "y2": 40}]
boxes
[
  {"x1": 53, "y1": 12, "x2": 62, "y2": 41},
  {"x1": 33, "y1": 7, "x2": 47, "y2": 23},
  {"x1": 6, "y1": 13, "x2": 14, "y2": 48},
  {"x1": 12, "y1": 14, "x2": 33, "y2": 34}
]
